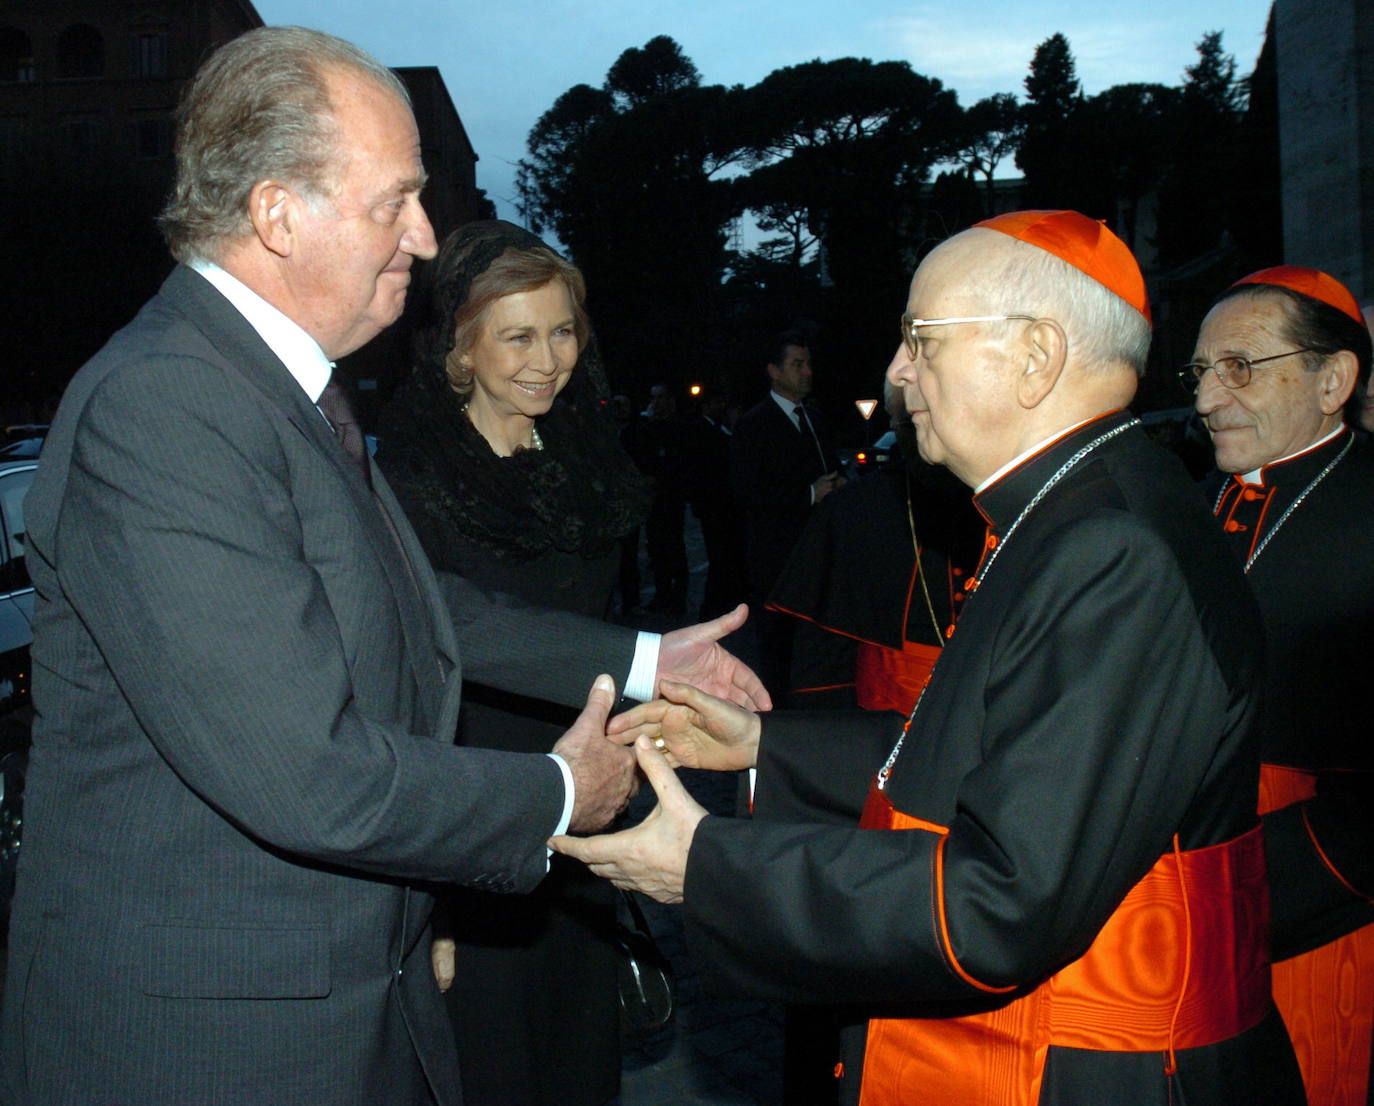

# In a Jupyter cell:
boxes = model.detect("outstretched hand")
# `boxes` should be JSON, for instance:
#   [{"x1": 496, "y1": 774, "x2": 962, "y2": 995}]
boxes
[
  {"x1": 607, "y1": 680, "x2": 760, "y2": 772},
  {"x1": 552, "y1": 737, "x2": 707, "y2": 903},
  {"x1": 656, "y1": 603, "x2": 773, "y2": 712}
]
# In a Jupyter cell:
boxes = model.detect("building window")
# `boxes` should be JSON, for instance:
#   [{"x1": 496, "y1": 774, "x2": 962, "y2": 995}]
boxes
[
  {"x1": 0, "y1": 26, "x2": 35, "y2": 82},
  {"x1": 57, "y1": 24, "x2": 104, "y2": 79},
  {"x1": 131, "y1": 31, "x2": 167, "y2": 79},
  {"x1": 134, "y1": 116, "x2": 172, "y2": 159}
]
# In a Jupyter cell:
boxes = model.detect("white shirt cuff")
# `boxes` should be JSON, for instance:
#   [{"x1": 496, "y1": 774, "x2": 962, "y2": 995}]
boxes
[
  {"x1": 623, "y1": 631, "x2": 662, "y2": 702},
  {"x1": 545, "y1": 753, "x2": 575, "y2": 863}
]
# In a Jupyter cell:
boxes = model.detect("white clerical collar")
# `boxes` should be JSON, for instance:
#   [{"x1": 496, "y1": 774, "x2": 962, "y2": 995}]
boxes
[
  {"x1": 1238, "y1": 424, "x2": 1345, "y2": 486},
  {"x1": 190, "y1": 260, "x2": 334, "y2": 403},
  {"x1": 974, "y1": 415, "x2": 1100, "y2": 494}
]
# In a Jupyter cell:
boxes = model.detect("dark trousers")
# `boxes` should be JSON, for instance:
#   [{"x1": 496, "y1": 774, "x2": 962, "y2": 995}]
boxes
[
  {"x1": 645, "y1": 494, "x2": 687, "y2": 612},
  {"x1": 617, "y1": 526, "x2": 643, "y2": 613},
  {"x1": 695, "y1": 506, "x2": 745, "y2": 621}
]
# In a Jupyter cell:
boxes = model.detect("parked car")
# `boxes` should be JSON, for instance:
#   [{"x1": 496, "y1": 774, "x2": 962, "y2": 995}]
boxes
[
  {"x1": 0, "y1": 456, "x2": 36, "y2": 932},
  {"x1": 1, "y1": 424, "x2": 47, "y2": 460},
  {"x1": 851, "y1": 428, "x2": 899, "y2": 476}
]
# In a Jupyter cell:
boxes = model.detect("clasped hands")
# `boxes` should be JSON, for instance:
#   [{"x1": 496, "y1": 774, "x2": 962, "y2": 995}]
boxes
[
  {"x1": 554, "y1": 602, "x2": 769, "y2": 834},
  {"x1": 552, "y1": 677, "x2": 761, "y2": 903}
]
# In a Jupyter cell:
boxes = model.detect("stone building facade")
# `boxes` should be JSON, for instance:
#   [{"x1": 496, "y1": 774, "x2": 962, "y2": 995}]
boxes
[
  {"x1": 0, "y1": 2, "x2": 486, "y2": 405},
  {"x1": 1276, "y1": 0, "x2": 1374, "y2": 301}
]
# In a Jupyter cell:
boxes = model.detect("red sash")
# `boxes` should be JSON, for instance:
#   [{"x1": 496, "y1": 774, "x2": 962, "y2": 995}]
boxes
[
  {"x1": 855, "y1": 783, "x2": 1271, "y2": 1106},
  {"x1": 854, "y1": 641, "x2": 940, "y2": 712},
  {"x1": 1258, "y1": 763, "x2": 1374, "y2": 1106}
]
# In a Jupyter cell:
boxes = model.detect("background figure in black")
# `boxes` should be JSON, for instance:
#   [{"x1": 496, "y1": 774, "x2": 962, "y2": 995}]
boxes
[
  {"x1": 772, "y1": 384, "x2": 983, "y2": 710},
  {"x1": 610, "y1": 391, "x2": 650, "y2": 614},
  {"x1": 683, "y1": 390, "x2": 747, "y2": 620},
  {"x1": 377, "y1": 221, "x2": 650, "y2": 1106},
  {"x1": 731, "y1": 332, "x2": 843, "y2": 699},
  {"x1": 641, "y1": 383, "x2": 689, "y2": 615}
]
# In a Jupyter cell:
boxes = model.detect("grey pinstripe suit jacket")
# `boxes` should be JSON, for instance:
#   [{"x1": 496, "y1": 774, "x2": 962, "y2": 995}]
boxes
[{"x1": 0, "y1": 266, "x2": 636, "y2": 1105}]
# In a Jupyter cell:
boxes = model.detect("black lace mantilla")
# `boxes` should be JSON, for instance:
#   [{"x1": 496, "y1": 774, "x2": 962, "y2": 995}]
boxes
[{"x1": 379, "y1": 387, "x2": 647, "y2": 562}]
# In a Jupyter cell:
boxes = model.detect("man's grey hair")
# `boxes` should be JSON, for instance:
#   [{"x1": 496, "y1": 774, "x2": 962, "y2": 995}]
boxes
[
  {"x1": 971, "y1": 233, "x2": 1151, "y2": 377},
  {"x1": 158, "y1": 26, "x2": 410, "y2": 264}
]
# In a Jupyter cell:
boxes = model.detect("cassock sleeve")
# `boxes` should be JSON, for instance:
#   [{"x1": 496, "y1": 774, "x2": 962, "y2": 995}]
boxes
[
  {"x1": 752, "y1": 709, "x2": 900, "y2": 826},
  {"x1": 684, "y1": 511, "x2": 1244, "y2": 1006}
]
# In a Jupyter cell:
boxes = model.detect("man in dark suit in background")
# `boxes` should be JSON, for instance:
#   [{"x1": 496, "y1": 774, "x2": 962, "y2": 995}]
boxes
[
  {"x1": 683, "y1": 389, "x2": 747, "y2": 621},
  {"x1": 731, "y1": 333, "x2": 843, "y2": 697},
  {"x1": 0, "y1": 27, "x2": 765, "y2": 1106}
]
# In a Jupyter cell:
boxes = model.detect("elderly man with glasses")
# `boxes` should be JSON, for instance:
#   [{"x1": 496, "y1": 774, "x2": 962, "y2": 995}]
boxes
[
  {"x1": 558, "y1": 211, "x2": 1304, "y2": 1106},
  {"x1": 1186, "y1": 266, "x2": 1374, "y2": 1106}
]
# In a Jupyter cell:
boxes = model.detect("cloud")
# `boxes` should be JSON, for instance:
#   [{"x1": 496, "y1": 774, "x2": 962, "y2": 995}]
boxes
[{"x1": 878, "y1": 7, "x2": 1265, "y2": 105}]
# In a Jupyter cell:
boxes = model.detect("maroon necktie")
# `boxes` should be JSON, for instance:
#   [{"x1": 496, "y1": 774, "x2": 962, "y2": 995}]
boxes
[{"x1": 319, "y1": 377, "x2": 372, "y2": 488}]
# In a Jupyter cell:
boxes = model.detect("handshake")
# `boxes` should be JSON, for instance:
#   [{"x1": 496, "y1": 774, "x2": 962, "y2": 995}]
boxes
[
  {"x1": 551, "y1": 675, "x2": 764, "y2": 902},
  {"x1": 549, "y1": 601, "x2": 770, "y2": 834}
]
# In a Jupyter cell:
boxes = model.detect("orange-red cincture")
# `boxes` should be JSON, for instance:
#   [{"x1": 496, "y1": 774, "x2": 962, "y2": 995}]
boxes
[
  {"x1": 1258, "y1": 763, "x2": 1374, "y2": 1106},
  {"x1": 1256, "y1": 763, "x2": 1318, "y2": 815},
  {"x1": 854, "y1": 783, "x2": 1270, "y2": 1106},
  {"x1": 854, "y1": 641, "x2": 940, "y2": 712}
]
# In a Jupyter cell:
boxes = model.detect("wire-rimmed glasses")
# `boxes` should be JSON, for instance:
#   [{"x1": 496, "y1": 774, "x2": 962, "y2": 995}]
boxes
[
  {"x1": 1176, "y1": 348, "x2": 1319, "y2": 392},
  {"x1": 900, "y1": 314, "x2": 1037, "y2": 361}
]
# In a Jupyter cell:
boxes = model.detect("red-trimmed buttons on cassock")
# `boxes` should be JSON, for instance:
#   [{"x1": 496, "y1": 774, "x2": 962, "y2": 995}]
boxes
[
  {"x1": 1223, "y1": 520, "x2": 1247, "y2": 532},
  {"x1": 1242, "y1": 487, "x2": 1265, "y2": 501}
]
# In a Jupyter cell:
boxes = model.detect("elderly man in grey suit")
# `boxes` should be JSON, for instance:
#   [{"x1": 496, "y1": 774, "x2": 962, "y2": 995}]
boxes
[{"x1": 0, "y1": 26, "x2": 767, "y2": 1106}]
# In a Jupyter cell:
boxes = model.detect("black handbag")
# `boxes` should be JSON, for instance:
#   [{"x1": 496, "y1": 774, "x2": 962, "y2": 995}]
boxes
[{"x1": 614, "y1": 888, "x2": 676, "y2": 1040}]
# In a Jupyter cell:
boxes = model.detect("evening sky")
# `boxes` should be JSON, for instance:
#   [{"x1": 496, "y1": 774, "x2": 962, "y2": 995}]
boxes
[{"x1": 255, "y1": 0, "x2": 1273, "y2": 223}]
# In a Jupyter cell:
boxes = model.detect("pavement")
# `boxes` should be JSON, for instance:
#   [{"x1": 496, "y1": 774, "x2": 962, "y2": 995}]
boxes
[{"x1": 614, "y1": 768, "x2": 784, "y2": 1106}]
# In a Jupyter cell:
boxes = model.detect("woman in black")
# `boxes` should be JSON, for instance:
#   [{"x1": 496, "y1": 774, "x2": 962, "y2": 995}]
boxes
[{"x1": 377, "y1": 221, "x2": 648, "y2": 1106}]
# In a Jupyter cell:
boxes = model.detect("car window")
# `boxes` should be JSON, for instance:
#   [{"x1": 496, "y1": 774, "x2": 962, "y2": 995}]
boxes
[{"x1": 0, "y1": 467, "x2": 35, "y2": 594}]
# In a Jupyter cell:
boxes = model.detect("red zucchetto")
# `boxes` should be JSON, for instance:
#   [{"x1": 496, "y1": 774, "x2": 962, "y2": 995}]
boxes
[
  {"x1": 1229, "y1": 265, "x2": 1363, "y2": 325},
  {"x1": 974, "y1": 210, "x2": 1151, "y2": 324}
]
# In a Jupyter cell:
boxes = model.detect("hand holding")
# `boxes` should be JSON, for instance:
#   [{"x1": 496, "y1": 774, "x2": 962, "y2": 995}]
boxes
[
  {"x1": 606, "y1": 680, "x2": 760, "y2": 772},
  {"x1": 551, "y1": 674, "x2": 637, "y2": 833},
  {"x1": 657, "y1": 604, "x2": 773, "y2": 712},
  {"x1": 812, "y1": 472, "x2": 845, "y2": 503},
  {"x1": 552, "y1": 737, "x2": 707, "y2": 903}
]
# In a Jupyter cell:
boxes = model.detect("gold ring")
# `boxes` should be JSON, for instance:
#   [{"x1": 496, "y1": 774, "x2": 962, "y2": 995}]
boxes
[{"x1": 653, "y1": 736, "x2": 667, "y2": 751}]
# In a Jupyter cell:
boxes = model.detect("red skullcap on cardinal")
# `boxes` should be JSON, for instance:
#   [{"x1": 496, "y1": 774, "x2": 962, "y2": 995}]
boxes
[
  {"x1": 975, "y1": 210, "x2": 1151, "y2": 325},
  {"x1": 1229, "y1": 265, "x2": 1363, "y2": 325}
]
